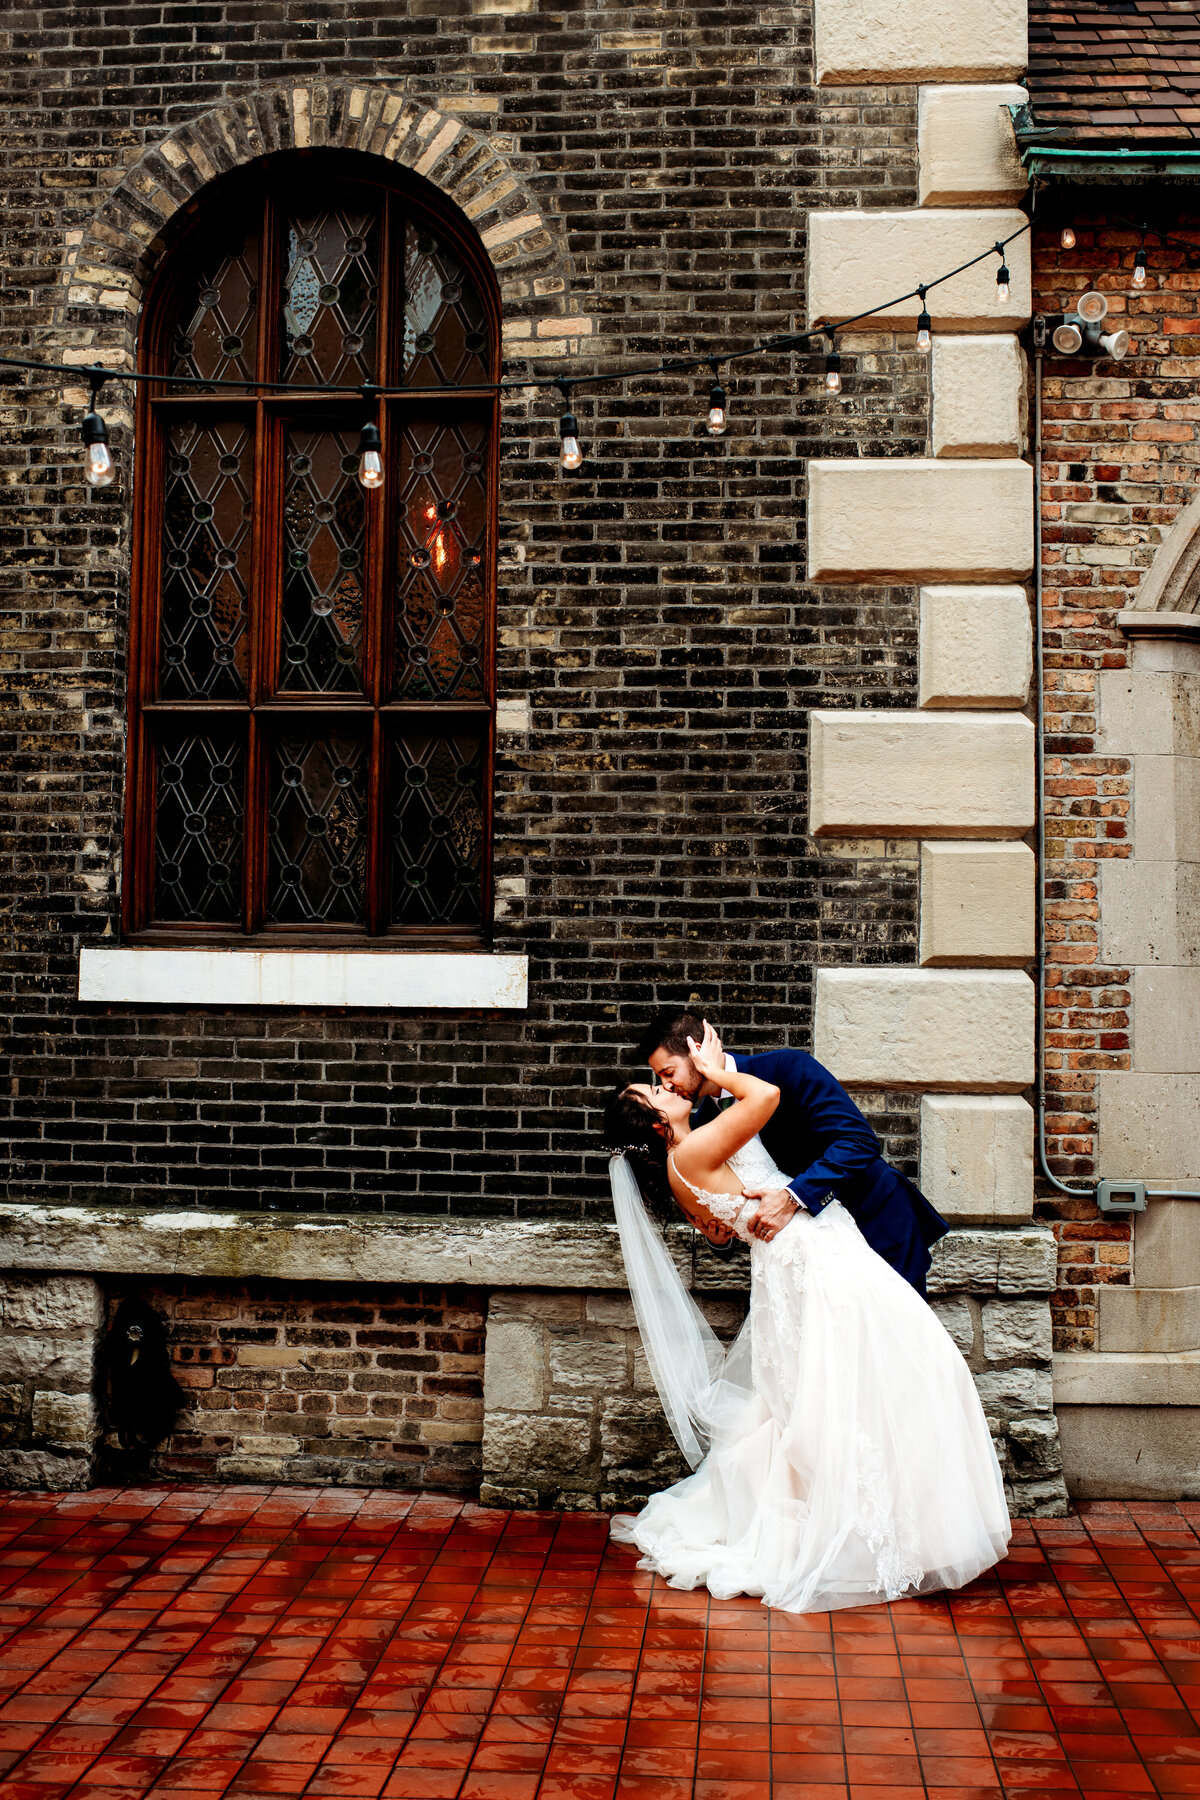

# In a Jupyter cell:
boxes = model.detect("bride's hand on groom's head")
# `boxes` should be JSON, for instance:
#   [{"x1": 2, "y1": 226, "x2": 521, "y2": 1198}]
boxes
[{"x1": 685, "y1": 1019, "x2": 725, "y2": 1083}]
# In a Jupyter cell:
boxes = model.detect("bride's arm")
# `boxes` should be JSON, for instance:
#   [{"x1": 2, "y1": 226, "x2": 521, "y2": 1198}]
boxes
[{"x1": 673, "y1": 1021, "x2": 779, "y2": 1177}]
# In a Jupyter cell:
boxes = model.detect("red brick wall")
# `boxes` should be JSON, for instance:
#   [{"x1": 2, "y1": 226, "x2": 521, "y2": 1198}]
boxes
[
  {"x1": 1032, "y1": 207, "x2": 1199, "y2": 1348},
  {"x1": 102, "y1": 1282, "x2": 486, "y2": 1489}
]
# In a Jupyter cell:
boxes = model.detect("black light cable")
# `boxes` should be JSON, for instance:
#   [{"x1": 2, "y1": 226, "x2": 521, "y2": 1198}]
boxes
[{"x1": 0, "y1": 217, "x2": 1034, "y2": 483}]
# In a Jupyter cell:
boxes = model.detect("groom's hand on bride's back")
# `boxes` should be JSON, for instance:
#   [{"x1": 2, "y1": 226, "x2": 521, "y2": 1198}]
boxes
[{"x1": 742, "y1": 1185, "x2": 800, "y2": 1242}]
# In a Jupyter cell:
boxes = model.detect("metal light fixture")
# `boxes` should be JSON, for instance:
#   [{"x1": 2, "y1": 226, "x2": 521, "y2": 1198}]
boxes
[
  {"x1": 1049, "y1": 290, "x2": 1130, "y2": 361},
  {"x1": 824, "y1": 348, "x2": 842, "y2": 393},
  {"x1": 81, "y1": 409, "x2": 114, "y2": 487},
  {"x1": 357, "y1": 386, "x2": 383, "y2": 489},
  {"x1": 356, "y1": 421, "x2": 383, "y2": 490},
  {"x1": 558, "y1": 383, "x2": 583, "y2": 470},
  {"x1": 705, "y1": 363, "x2": 727, "y2": 435}
]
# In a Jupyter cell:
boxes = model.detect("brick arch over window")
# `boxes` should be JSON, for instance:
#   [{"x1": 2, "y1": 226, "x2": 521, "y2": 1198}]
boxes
[{"x1": 54, "y1": 83, "x2": 574, "y2": 347}]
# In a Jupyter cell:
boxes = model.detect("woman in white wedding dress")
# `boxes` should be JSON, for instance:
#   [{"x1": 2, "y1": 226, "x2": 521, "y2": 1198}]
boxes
[{"x1": 602, "y1": 1022, "x2": 1011, "y2": 1615}]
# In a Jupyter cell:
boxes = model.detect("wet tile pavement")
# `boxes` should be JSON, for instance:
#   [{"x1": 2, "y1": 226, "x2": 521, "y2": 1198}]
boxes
[{"x1": 0, "y1": 1488, "x2": 1197, "y2": 1800}]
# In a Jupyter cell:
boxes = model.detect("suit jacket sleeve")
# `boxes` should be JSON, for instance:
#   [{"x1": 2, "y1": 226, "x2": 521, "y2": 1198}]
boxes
[{"x1": 733, "y1": 1049, "x2": 883, "y2": 1215}]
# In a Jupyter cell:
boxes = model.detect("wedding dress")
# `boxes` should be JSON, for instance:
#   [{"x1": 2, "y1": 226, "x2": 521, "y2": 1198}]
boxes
[{"x1": 610, "y1": 1134, "x2": 1011, "y2": 1613}]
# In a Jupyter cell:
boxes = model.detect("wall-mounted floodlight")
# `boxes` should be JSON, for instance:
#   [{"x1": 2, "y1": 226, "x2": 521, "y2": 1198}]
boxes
[{"x1": 1047, "y1": 291, "x2": 1130, "y2": 361}]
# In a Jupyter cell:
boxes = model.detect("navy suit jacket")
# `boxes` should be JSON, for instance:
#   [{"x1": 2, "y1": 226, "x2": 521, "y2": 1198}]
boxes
[{"x1": 713, "y1": 1050, "x2": 948, "y2": 1297}]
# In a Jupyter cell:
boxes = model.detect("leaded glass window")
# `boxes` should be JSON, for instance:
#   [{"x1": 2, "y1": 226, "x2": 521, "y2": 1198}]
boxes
[{"x1": 125, "y1": 161, "x2": 497, "y2": 942}]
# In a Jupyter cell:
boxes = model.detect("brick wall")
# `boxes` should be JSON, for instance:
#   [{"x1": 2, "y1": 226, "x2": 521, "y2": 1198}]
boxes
[
  {"x1": 1032, "y1": 205, "x2": 1200, "y2": 1348},
  {"x1": 0, "y1": 3, "x2": 930, "y2": 1220},
  {"x1": 102, "y1": 1280, "x2": 486, "y2": 1489}
]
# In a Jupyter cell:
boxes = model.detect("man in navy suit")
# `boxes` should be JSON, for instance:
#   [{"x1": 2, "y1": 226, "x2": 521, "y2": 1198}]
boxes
[{"x1": 639, "y1": 1010, "x2": 948, "y2": 1298}]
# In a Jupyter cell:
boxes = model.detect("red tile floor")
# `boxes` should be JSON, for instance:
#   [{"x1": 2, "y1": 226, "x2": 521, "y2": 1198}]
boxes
[{"x1": 0, "y1": 1488, "x2": 1198, "y2": 1800}]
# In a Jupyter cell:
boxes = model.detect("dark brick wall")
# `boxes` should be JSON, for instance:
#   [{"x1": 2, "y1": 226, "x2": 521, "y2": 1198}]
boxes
[
  {"x1": 0, "y1": 2, "x2": 926, "y2": 1218},
  {"x1": 101, "y1": 1280, "x2": 486, "y2": 1488}
]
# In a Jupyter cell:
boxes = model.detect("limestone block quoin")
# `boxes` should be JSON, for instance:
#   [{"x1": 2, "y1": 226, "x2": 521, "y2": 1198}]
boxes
[
  {"x1": 0, "y1": 1272, "x2": 103, "y2": 1490},
  {"x1": 919, "y1": 841, "x2": 1036, "y2": 966},
  {"x1": 919, "y1": 585, "x2": 1032, "y2": 709},
  {"x1": 807, "y1": 460, "x2": 1034, "y2": 585},
  {"x1": 918, "y1": 84, "x2": 1029, "y2": 205},
  {"x1": 1096, "y1": 1072, "x2": 1200, "y2": 1187},
  {"x1": 814, "y1": 0, "x2": 1027, "y2": 84},
  {"x1": 809, "y1": 711, "x2": 1035, "y2": 839},
  {"x1": 807, "y1": 211, "x2": 1031, "y2": 332},
  {"x1": 920, "y1": 1094, "x2": 1035, "y2": 1223},
  {"x1": 814, "y1": 968, "x2": 1034, "y2": 1091},
  {"x1": 932, "y1": 336, "x2": 1025, "y2": 458}
]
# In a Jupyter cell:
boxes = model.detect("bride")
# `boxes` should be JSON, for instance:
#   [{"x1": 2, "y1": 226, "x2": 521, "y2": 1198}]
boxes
[{"x1": 602, "y1": 1021, "x2": 1011, "y2": 1614}]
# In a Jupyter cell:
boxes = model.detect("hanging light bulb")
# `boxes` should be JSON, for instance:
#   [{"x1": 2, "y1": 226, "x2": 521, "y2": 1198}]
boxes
[
  {"x1": 916, "y1": 308, "x2": 932, "y2": 353},
  {"x1": 1060, "y1": 225, "x2": 1076, "y2": 250},
  {"x1": 558, "y1": 389, "x2": 583, "y2": 470},
  {"x1": 81, "y1": 409, "x2": 114, "y2": 487},
  {"x1": 995, "y1": 263, "x2": 1011, "y2": 305},
  {"x1": 356, "y1": 420, "x2": 383, "y2": 490},
  {"x1": 824, "y1": 348, "x2": 842, "y2": 393},
  {"x1": 706, "y1": 378, "x2": 727, "y2": 435},
  {"x1": 1132, "y1": 247, "x2": 1148, "y2": 288}
]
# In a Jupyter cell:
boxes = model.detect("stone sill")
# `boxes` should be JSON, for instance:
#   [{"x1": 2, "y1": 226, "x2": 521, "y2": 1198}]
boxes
[
  {"x1": 0, "y1": 1205, "x2": 1057, "y2": 1296},
  {"x1": 78, "y1": 948, "x2": 529, "y2": 1010},
  {"x1": 1053, "y1": 1349, "x2": 1200, "y2": 1408}
]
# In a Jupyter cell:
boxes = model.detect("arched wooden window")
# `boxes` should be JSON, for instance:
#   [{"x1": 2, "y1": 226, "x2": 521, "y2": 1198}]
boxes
[{"x1": 124, "y1": 155, "x2": 498, "y2": 944}]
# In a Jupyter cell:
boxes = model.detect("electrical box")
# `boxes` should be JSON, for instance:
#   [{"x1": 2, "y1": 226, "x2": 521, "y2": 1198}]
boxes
[{"x1": 1096, "y1": 1178, "x2": 1148, "y2": 1216}]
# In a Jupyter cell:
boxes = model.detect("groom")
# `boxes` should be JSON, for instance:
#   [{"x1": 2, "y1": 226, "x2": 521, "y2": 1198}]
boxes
[{"x1": 639, "y1": 1010, "x2": 948, "y2": 1298}]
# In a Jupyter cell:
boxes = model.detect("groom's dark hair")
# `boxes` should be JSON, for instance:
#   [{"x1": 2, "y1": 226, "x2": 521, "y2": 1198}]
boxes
[{"x1": 636, "y1": 1009, "x2": 709, "y2": 1063}]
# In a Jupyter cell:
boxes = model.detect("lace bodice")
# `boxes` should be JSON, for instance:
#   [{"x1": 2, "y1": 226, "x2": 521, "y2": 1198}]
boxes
[{"x1": 670, "y1": 1136, "x2": 793, "y2": 1243}]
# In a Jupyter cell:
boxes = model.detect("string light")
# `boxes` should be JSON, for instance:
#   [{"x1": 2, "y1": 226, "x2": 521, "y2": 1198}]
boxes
[
  {"x1": 994, "y1": 244, "x2": 1010, "y2": 305},
  {"x1": 0, "y1": 219, "x2": 1036, "y2": 487},
  {"x1": 81, "y1": 375, "x2": 113, "y2": 488},
  {"x1": 557, "y1": 382, "x2": 583, "y2": 471},
  {"x1": 356, "y1": 426, "x2": 383, "y2": 490},
  {"x1": 1060, "y1": 226, "x2": 1076, "y2": 250},
  {"x1": 355, "y1": 384, "x2": 384, "y2": 489},
  {"x1": 996, "y1": 266, "x2": 1010, "y2": 304},
  {"x1": 1132, "y1": 246, "x2": 1148, "y2": 288},
  {"x1": 705, "y1": 363, "x2": 727, "y2": 435}
]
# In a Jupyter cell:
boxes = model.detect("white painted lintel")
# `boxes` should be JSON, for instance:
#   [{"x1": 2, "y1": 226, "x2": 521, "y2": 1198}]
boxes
[{"x1": 78, "y1": 947, "x2": 529, "y2": 1010}]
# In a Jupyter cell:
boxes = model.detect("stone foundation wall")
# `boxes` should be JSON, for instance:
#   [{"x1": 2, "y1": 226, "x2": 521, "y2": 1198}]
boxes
[
  {"x1": 480, "y1": 1228, "x2": 1068, "y2": 1517},
  {"x1": 0, "y1": 1274, "x2": 102, "y2": 1490},
  {"x1": 0, "y1": 1208, "x2": 1066, "y2": 1514},
  {"x1": 480, "y1": 1287, "x2": 747, "y2": 1510},
  {"x1": 105, "y1": 1280, "x2": 486, "y2": 1491}
]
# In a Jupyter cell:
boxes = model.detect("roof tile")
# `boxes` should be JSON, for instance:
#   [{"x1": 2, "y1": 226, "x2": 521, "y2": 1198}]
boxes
[{"x1": 1028, "y1": 0, "x2": 1200, "y2": 144}]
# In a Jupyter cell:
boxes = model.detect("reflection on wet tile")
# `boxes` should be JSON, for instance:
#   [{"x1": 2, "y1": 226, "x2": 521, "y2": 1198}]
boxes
[{"x1": 0, "y1": 1490, "x2": 1198, "y2": 1798}]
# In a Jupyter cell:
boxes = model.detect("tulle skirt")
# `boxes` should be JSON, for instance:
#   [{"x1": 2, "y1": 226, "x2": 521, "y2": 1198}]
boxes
[{"x1": 610, "y1": 1202, "x2": 1011, "y2": 1614}]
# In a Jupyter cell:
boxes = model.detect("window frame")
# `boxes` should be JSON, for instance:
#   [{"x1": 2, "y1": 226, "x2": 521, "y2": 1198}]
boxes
[{"x1": 122, "y1": 154, "x2": 501, "y2": 949}]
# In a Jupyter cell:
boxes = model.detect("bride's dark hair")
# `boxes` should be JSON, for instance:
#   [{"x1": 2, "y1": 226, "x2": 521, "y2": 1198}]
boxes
[{"x1": 602, "y1": 1085, "x2": 674, "y2": 1222}]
